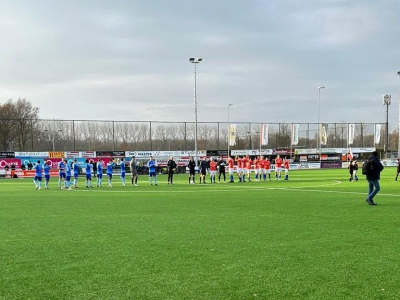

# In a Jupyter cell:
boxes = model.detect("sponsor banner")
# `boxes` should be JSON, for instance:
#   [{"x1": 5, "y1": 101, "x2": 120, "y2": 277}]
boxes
[
  {"x1": 320, "y1": 124, "x2": 328, "y2": 145},
  {"x1": 320, "y1": 154, "x2": 341, "y2": 161},
  {"x1": 206, "y1": 150, "x2": 229, "y2": 156},
  {"x1": 125, "y1": 151, "x2": 207, "y2": 158},
  {"x1": 351, "y1": 148, "x2": 375, "y2": 153},
  {"x1": 49, "y1": 151, "x2": 65, "y2": 158},
  {"x1": 383, "y1": 160, "x2": 398, "y2": 167},
  {"x1": 15, "y1": 152, "x2": 49, "y2": 157},
  {"x1": 0, "y1": 158, "x2": 22, "y2": 168},
  {"x1": 299, "y1": 155, "x2": 307, "y2": 162},
  {"x1": 375, "y1": 124, "x2": 382, "y2": 144},
  {"x1": 231, "y1": 149, "x2": 273, "y2": 156},
  {"x1": 45, "y1": 158, "x2": 63, "y2": 169},
  {"x1": 229, "y1": 124, "x2": 237, "y2": 146},
  {"x1": 0, "y1": 152, "x2": 15, "y2": 158},
  {"x1": 96, "y1": 151, "x2": 114, "y2": 157},
  {"x1": 321, "y1": 161, "x2": 342, "y2": 168},
  {"x1": 81, "y1": 151, "x2": 96, "y2": 158},
  {"x1": 260, "y1": 124, "x2": 269, "y2": 146},
  {"x1": 273, "y1": 149, "x2": 295, "y2": 155},
  {"x1": 341, "y1": 153, "x2": 361, "y2": 162},
  {"x1": 20, "y1": 158, "x2": 51, "y2": 168},
  {"x1": 298, "y1": 162, "x2": 321, "y2": 169},
  {"x1": 291, "y1": 124, "x2": 300, "y2": 146},
  {"x1": 305, "y1": 154, "x2": 320, "y2": 162},
  {"x1": 348, "y1": 124, "x2": 355, "y2": 145},
  {"x1": 7, "y1": 170, "x2": 59, "y2": 178},
  {"x1": 65, "y1": 151, "x2": 80, "y2": 158},
  {"x1": 112, "y1": 151, "x2": 125, "y2": 157}
]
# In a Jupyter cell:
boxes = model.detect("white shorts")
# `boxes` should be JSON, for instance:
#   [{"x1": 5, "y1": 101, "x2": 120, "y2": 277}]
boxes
[
  {"x1": 275, "y1": 167, "x2": 282, "y2": 173},
  {"x1": 246, "y1": 169, "x2": 251, "y2": 175},
  {"x1": 264, "y1": 169, "x2": 271, "y2": 174},
  {"x1": 210, "y1": 171, "x2": 216, "y2": 176},
  {"x1": 229, "y1": 168, "x2": 234, "y2": 175},
  {"x1": 236, "y1": 168, "x2": 242, "y2": 174}
]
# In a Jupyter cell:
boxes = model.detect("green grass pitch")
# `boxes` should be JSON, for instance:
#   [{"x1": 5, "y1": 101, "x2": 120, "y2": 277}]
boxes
[{"x1": 1, "y1": 168, "x2": 400, "y2": 299}]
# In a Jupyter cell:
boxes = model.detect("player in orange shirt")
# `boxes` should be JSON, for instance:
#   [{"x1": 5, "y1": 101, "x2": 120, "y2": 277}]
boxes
[
  {"x1": 275, "y1": 155, "x2": 283, "y2": 180},
  {"x1": 254, "y1": 156, "x2": 261, "y2": 181},
  {"x1": 209, "y1": 158, "x2": 218, "y2": 183},
  {"x1": 235, "y1": 156, "x2": 244, "y2": 182},
  {"x1": 284, "y1": 157, "x2": 290, "y2": 180},
  {"x1": 264, "y1": 157, "x2": 271, "y2": 181},
  {"x1": 245, "y1": 157, "x2": 252, "y2": 182},
  {"x1": 228, "y1": 156, "x2": 235, "y2": 182}
]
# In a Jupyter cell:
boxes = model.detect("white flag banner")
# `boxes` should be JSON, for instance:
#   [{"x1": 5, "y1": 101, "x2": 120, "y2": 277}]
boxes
[
  {"x1": 375, "y1": 124, "x2": 382, "y2": 144},
  {"x1": 260, "y1": 123, "x2": 269, "y2": 146},
  {"x1": 291, "y1": 124, "x2": 300, "y2": 145},
  {"x1": 320, "y1": 123, "x2": 328, "y2": 145},
  {"x1": 229, "y1": 124, "x2": 237, "y2": 146},
  {"x1": 348, "y1": 123, "x2": 355, "y2": 145}
]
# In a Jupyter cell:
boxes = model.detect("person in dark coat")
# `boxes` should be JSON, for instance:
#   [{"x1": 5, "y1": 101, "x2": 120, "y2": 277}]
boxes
[
  {"x1": 167, "y1": 156, "x2": 177, "y2": 185},
  {"x1": 348, "y1": 160, "x2": 354, "y2": 181},
  {"x1": 395, "y1": 158, "x2": 400, "y2": 181},
  {"x1": 365, "y1": 151, "x2": 384, "y2": 206}
]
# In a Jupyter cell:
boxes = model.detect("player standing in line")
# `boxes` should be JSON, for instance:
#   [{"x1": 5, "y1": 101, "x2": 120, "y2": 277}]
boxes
[
  {"x1": 65, "y1": 161, "x2": 72, "y2": 190},
  {"x1": 120, "y1": 158, "x2": 126, "y2": 187},
  {"x1": 97, "y1": 159, "x2": 103, "y2": 187},
  {"x1": 107, "y1": 159, "x2": 114, "y2": 187},
  {"x1": 198, "y1": 158, "x2": 208, "y2": 184},
  {"x1": 275, "y1": 155, "x2": 283, "y2": 180},
  {"x1": 265, "y1": 157, "x2": 272, "y2": 181},
  {"x1": 217, "y1": 156, "x2": 227, "y2": 183},
  {"x1": 209, "y1": 158, "x2": 218, "y2": 183},
  {"x1": 395, "y1": 158, "x2": 400, "y2": 181},
  {"x1": 34, "y1": 160, "x2": 43, "y2": 190},
  {"x1": 187, "y1": 156, "x2": 196, "y2": 184},
  {"x1": 258, "y1": 156, "x2": 265, "y2": 181},
  {"x1": 235, "y1": 156, "x2": 243, "y2": 182},
  {"x1": 228, "y1": 156, "x2": 235, "y2": 183},
  {"x1": 130, "y1": 156, "x2": 138, "y2": 186},
  {"x1": 43, "y1": 160, "x2": 51, "y2": 189},
  {"x1": 245, "y1": 157, "x2": 252, "y2": 182},
  {"x1": 58, "y1": 158, "x2": 66, "y2": 189},
  {"x1": 284, "y1": 157, "x2": 290, "y2": 180},
  {"x1": 147, "y1": 156, "x2": 158, "y2": 185},
  {"x1": 85, "y1": 159, "x2": 93, "y2": 188},
  {"x1": 72, "y1": 159, "x2": 79, "y2": 188}
]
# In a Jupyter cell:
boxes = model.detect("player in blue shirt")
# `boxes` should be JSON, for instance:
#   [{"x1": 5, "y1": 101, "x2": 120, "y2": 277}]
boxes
[
  {"x1": 58, "y1": 159, "x2": 66, "y2": 189},
  {"x1": 72, "y1": 159, "x2": 80, "y2": 188},
  {"x1": 107, "y1": 159, "x2": 114, "y2": 187},
  {"x1": 85, "y1": 159, "x2": 93, "y2": 188},
  {"x1": 43, "y1": 160, "x2": 51, "y2": 189},
  {"x1": 97, "y1": 160, "x2": 103, "y2": 187},
  {"x1": 65, "y1": 161, "x2": 72, "y2": 190},
  {"x1": 147, "y1": 156, "x2": 158, "y2": 186},
  {"x1": 120, "y1": 158, "x2": 126, "y2": 187},
  {"x1": 34, "y1": 160, "x2": 43, "y2": 190}
]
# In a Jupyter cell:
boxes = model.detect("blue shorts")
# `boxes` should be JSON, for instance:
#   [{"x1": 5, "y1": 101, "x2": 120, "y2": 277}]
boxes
[
  {"x1": 59, "y1": 172, "x2": 66, "y2": 179},
  {"x1": 121, "y1": 172, "x2": 125, "y2": 178},
  {"x1": 74, "y1": 173, "x2": 79, "y2": 179},
  {"x1": 149, "y1": 171, "x2": 156, "y2": 177},
  {"x1": 97, "y1": 173, "x2": 103, "y2": 179},
  {"x1": 45, "y1": 175, "x2": 50, "y2": 181},
  {"x1": 34, "y1": 176, "x2": 42, "y2": 182},
  {"x1": 86, "y1": 174, "x2": 91, "y2": 180},
  {"x1": 107, "y1": 173, "x2": 112, "y2": 179},
  {"x1": 66, "y1": 176, "x2": 71, "y2": 181}
]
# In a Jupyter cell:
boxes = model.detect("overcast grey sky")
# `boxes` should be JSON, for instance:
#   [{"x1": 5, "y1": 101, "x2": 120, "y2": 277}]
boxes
[{"x1": 1, "y1": 0, "x2": 399, "y2": 125}]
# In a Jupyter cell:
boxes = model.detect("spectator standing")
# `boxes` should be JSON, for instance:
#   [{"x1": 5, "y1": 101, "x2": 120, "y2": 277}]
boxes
[
  {"x1": 365, "y1": 151, "x2": 384, "y2": 206},
  {"x1": 167, "y1": 156, "x2": 177, "y2": 185}
]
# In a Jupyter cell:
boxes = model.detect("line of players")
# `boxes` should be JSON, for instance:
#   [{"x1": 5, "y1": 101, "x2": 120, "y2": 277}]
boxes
[
  {"x1": 192, "y1": 154, "x2": 290, "y2": 184},
  {"x1": 33, "y1": 158, "x2": 134, "y2": 190}
]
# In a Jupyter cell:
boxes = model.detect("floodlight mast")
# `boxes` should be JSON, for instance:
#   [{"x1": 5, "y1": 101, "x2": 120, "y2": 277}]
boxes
[
  {"x1": 189, "y1": 58, "x2": 202, "y2": 167},
  {"x1": 398, "y1": 71, "x2": 400, "y2": 158},
  {"x1": 227, "y1": 104, "x2": 233, "y2": 157},
  {"x1": 383, "y1": 94, "x2": 391, "y2": 153},
  {"x1": 317, "y1": 86, "x2": 325, "y2": 151}
]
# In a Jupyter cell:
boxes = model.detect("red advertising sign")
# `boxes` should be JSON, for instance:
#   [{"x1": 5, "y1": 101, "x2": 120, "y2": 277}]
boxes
[
  {"x1": 0, "y1": 158, "x2": 22, "y2": 168},
  {"x1": 5, "y1": 170, "x2": 59, "y2": 178},
  {"x1": 45, "y1": 158, "x2": 63, "y2": 169}
]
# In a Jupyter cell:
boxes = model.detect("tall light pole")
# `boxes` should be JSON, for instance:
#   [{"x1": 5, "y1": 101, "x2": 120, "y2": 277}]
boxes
[
  {"x1": 227, "y1": 103, "x2": 233, "y2": 157},
  {"x1": 189, "y1": 57, "x2": 202, "y2": 167},
  {"x1": 398, "y1": 71, "x2": 400, "y2": 158},
  {"x1": 317, "y1": 86, "x2": 325, "y2": 150},
  {"x1": 383, "y1": 94, "x2": 391, "y2": 154},
  {"x1": 44, "y1": 129, "x2": 62, "y2": 151}
]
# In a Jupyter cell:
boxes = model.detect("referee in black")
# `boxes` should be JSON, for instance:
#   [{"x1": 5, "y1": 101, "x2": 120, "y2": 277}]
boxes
[{"x1": 217, "y1": 156, "x2": 227, "y2": 183}]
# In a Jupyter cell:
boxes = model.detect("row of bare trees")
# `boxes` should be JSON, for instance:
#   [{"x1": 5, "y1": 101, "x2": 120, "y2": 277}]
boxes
[{"x1": 0, "y1": 99, "x2": 395, "y2": 152}]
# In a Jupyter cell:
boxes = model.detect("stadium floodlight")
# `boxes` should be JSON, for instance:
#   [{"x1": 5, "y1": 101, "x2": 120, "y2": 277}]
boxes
[
  {"x1": 398, "y1": 71, "x2": 400, "y2": 158},
  {"x1": 383, "y1": 94, "x2": 391, "y2": 153},
  {"x1": 227, "y1": 104, "x2": 233, "y2": 156},
  {"x1": 189, "y1": 57, "x2": 203, "y2": 167},
  {"x1": 317, "y1": 86, "x2": 325, "y2": 150}
]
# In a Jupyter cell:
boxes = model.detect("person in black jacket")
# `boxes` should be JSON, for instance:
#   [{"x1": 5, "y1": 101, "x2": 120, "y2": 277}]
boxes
[
  {"x1": 217, "y1": 157, "x2": 227, "y2": 183},
  {"x1": 395, "y1": 158, "x2": 400, "y2": 181},
  {"x1": 167, "y1": 156, "x2": 177, "y2": 185},
  {"x1": 365, "y1": 151, "x2": 384, "y2": 206},
  {"x1": 187, "y1": 156, "x2": 196, "y2": 184},
  {"x1": 348, "y1": 160, "x2": 354, "y2": 181}
]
